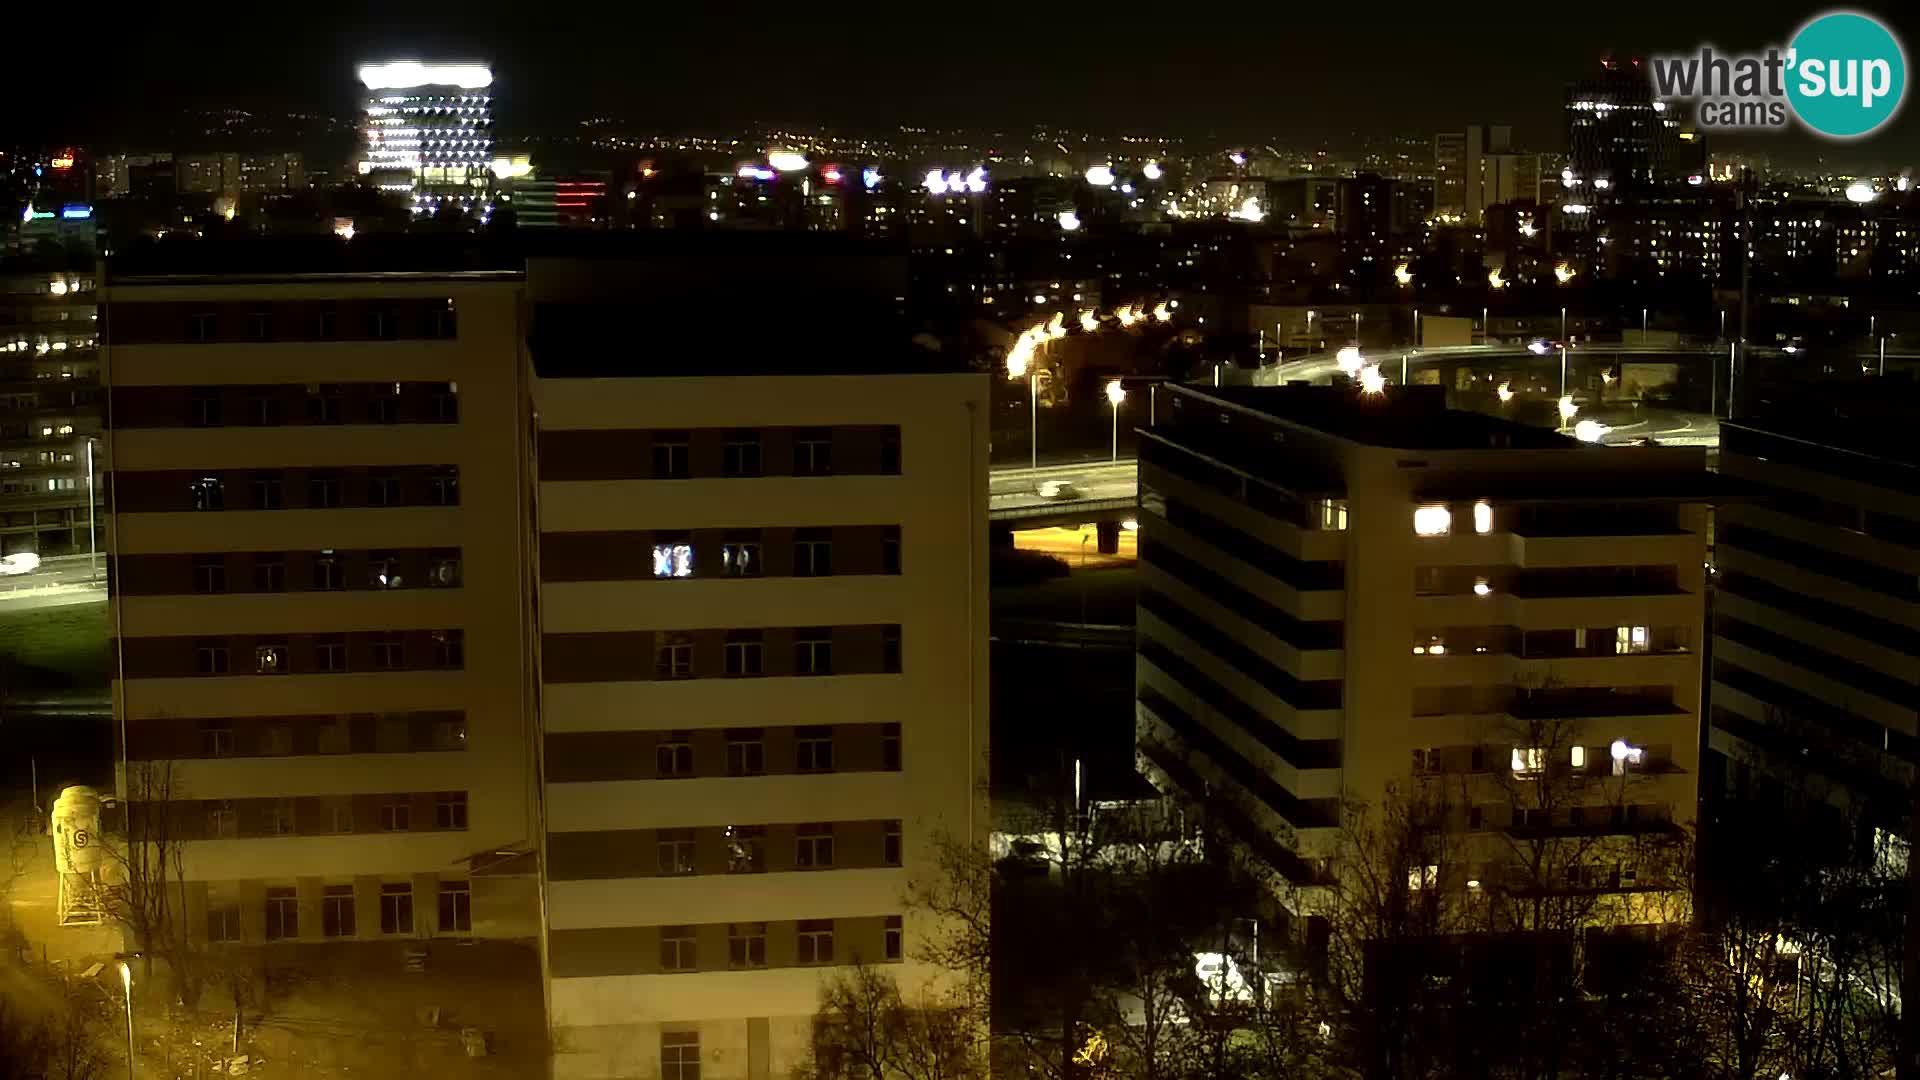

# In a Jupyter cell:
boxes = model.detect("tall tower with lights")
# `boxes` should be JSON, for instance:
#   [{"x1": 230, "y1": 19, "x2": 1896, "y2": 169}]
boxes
[{"x1": 359, "y1": 61, "x2": 495, "y2": 217}]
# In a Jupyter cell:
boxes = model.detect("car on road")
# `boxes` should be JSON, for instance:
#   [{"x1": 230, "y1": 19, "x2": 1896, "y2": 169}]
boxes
[
  {"x1": 1036, "y1": 480, "x2": 1082, "y2": 500},
  {"x1": 0, "y1": 552, "x2": 42, "y2": 576}
]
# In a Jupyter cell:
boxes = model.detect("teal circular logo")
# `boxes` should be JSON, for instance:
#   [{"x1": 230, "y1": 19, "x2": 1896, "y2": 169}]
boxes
[{"x1": 1787, "y1": 11, "x2": 1906, "y2": 138}]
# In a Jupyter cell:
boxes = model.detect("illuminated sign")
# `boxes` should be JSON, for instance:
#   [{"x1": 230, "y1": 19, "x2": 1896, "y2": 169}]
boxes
[
  {"x1": 357, "y1": 61, "x2": 493, "y2": 90},
  {"x1": 60, "y1": 207, "x2": 92, "y2": 220}
]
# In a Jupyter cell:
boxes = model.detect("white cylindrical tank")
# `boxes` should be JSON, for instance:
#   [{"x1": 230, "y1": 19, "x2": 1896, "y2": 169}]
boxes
[{"x1": 51, "y1": 785, "x2": 104, "y2": 874}]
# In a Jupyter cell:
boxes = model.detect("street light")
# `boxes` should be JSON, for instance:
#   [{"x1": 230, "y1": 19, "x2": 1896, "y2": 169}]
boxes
[
  {"x1": 1106, "y1": 380, "x2": 1126, "y2": 462},
  {"x1": 118, "y1": 960, "x2": 134, "y2": 1080},
  {"x1": 85, "y1": 436, "x2": 97, "y2": 579}
]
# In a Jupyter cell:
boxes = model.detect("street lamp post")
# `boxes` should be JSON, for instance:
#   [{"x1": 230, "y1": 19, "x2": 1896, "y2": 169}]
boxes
[
  {"x1": 118, "y1": 960, "x2": 135, "y2": 1080},
  {"x1": 1353, "y1": 311, "x2": 1361, "y2": 346},
  {"x1": 1560, "y1": 346, "x2": 1569, "y2": 399},
  {"x1": 1028, "y1": 372, "x2": 1038, "y2": 471},
  {"x1": 1561, "y1": 306, "x2": 1568, "y2": 342},
  {"x1": 1642, "y1": 307, "x2": 1648, "y2": 336},
  {"x1": 1106, "y1": 380, "x2": 1126, "y2": 463},
  {"x1": 85, "y1": 437, "x2": 96, "y2": 579}
]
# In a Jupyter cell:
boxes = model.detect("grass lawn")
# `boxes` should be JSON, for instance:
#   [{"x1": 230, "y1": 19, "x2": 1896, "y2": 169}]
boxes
[{"x1": 0, "y1": 598, "x2": 109, "y2": 690}]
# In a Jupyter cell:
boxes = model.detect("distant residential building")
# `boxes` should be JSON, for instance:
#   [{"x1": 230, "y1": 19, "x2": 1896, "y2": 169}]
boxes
[
  {"x1": 1135, "y1": 384, "x2": 1712, "y2": 929},
  {"x1": 1433, "y1": 125, "x2": 1511, "y2": 224},
  {"x1": 0, "y1": 268, "x2": 101, "y2": 555}
]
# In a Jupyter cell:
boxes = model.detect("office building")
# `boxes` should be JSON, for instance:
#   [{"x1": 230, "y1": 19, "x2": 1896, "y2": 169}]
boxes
[
  {"x1": 358, "y1": 60, "x2": 494, "y2": 216},
  {"x1": 1708, "y1": 393, "x2": 1920, "y2": 821},
  {"x1": 1134, "y1": 385, "x2": 1710, "y2": 927},
  {"x1": 0, "y1": 267, "x2": 102, "y2": 556},
  {"x1": 528, "y1": 251, "x2": 988, "y2": 1080},
  {"x1": 1433, "y1": 125, "x2": 1511, "y2": 224},
  {"x1": 102, "y1": 269, "x2": 541, "y2": 961},
  {"x1": 1565, "y1": 61, "x2": 1689, "y2": 193}
]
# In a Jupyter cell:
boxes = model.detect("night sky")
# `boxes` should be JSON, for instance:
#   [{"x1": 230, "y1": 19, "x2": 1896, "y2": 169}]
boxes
[{"x1": 7, "y1": 2, "x2": 1918, "y2": 165}]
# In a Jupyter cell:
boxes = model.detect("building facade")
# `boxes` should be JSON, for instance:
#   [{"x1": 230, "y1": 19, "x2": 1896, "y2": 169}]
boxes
[
  {"x1": 1708, "y1": 408, "x2": 1920, "y2": 821},
  {"x1": 102, "y1": 272, "x2": 541, "y2": 957},
  {"x1": 0, "y1": 266, "x2": 102, "y2": 556},
  {"x1": 1134, "y1": 385, "x2": 1710, "y2": 927},
  {"x1": 527, "y1": 255, "x2": 989, "y2": 1080},
  {"x1": 358, "y1": 61, "x2": 495, "y2": 217}
]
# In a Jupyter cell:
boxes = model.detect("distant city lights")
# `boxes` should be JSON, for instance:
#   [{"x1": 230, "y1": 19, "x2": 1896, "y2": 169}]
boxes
[
  {"x1": 1336, "y1": 347, "x2": 1365, "y2": 376},
  {"x1": 1554, "y1": 263, "x2": 1577, "y2": 284},
  {"x1": 1231, "y1": 197, "x2": 1265, "y2": 223},
  {"x1": 1573, "y1": 419, "x2": 1610, "y2": 442},
  {"x1": 1358, "y1": 365, "x2": 1387, "y2": 395},
  {"x1": 862, "y1": 167, "x2": 882, "y2": 190},
  {"x1": 1845, "y1": 181, "x2": 1878, "y2": 203},
  {"x1": 1393, "y1": 263, "x2": 1413, "y2": 286},
  {"x1": 1057, "y1": 210, "x2": 1082, "y2": 231},
  {"x1": 1496, "y1": 382, "x2": 1514, "y2": 403},
  {"x1": 767, "y1": 151, "x2": 810, "y2": 173},
  {"x1": 1142, "y1": 161, "x2": 1163, "y2": 180},
  {"x1": 1085, "y1": 165, "x2": 1115, "y2": 187}
]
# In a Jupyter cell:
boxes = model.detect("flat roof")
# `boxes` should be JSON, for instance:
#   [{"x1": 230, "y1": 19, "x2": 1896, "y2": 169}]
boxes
[
  {"x1": 1189, "y1": 384, "x2": 1575, "y2": 451},
  {"x1": 1732, "y1": 382, "x2": 1920, "y2": 470}
]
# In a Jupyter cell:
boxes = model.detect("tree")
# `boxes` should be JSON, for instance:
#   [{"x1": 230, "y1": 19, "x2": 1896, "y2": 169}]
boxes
[
  {"x1": 801, "y1": 963, "x2": 985, "y2": 1080},
  {"x1": 0, "y1": 968, "x2": 117, "y2": 1080},
  {"x1": 102, "y1": 760, "x2": 196, "y2": 1002}
]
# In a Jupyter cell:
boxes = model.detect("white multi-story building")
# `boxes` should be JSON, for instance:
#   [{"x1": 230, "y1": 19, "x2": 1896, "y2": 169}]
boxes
[{"x1": 358, "y1": 61, "x2": 494, "y2": 217}]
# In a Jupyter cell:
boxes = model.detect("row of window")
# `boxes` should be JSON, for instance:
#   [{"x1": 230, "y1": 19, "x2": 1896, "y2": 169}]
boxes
[
  {"x1": 1139, "y1": 588, "x2": 1344, "y2": 710},
  {"x1": 1412, "y1": 740, "x2": 1660, "y2": 779},
  {"x1": 129, "y1": 711, "x2": 467, "y2": 761},
  {"x1": 153, "y1": 548, "x2": 464, "y2": 595},
  {"x1": 1722, "y1": 519, "x2": 1920, "y2": 600},
  {"x1": 1140, "y1": 482, "x2": 1345, "y2": 592},
  {"x1": 653, "y1": 916, "x2": 901, "y2": 971},
  {"x1": 657, "y1": 628, "x2": 897, "y2": 679},
  {"x1": 165, "y1": 467, "x2": 461, "y2": 512},
  {"x1": 1409, "y1": 624, "x2": 1684, "y2": 658},
  {"x1": 140, "y1": 630, "x2": 465, "y2": 678},
  {"x1": 180, "y1": 791, "x2": 468, "y2": 841},
  {"x1": 542, "y1": 624, "x2": 903, "y2": 685},
  {"x1": 538, "y1": 425, "x2": 901, "y2": 482},
  {"x1": 136, "y1": 382, "x2": 460, "y2": 428},
  {"x1": 641, "y1": 528, "x2": 898, "y2": 580},
  {"x1": 210, "y1": 879, "x2": 471, "y2": 943},
  {"x1": 1139, "y1": 432, "x2": 1322, "y2": 530},
  {"x1": 109, "y1": 299, "x2": 459, "y2": 345},
  {"x1": 545, "y1": 723, "x2": 901, "y2": 784},
  {"x1": 652, "y1": 820, "x2": 900, "y2": 876}
]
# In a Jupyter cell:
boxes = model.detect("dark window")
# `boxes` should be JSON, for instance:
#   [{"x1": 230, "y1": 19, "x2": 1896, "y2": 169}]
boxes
[
  {"x1": 651, "y1": 433, "x2": 690, "y2": 479},
  {"x1": 316, "y1": 309, "x2": 338, "y2": 340},
  {"x1": 796, "y1": 822, "x2": 834, "y2": 867},
  {"x1": 379, "y1": 882, "x2": 412, "y2": 934},
  {"x1": 657, "y1": 829, "x2": 696, "y2": 875},
  {"x1": 380, "y1": 802, "x2": 411, "y2": 831},
  {"x1": 192, "y1": 554, "x2": 226, "y2": 594},
  {"x1": 797, "y1": 727, "x2": 834, "y2": 772},
  {"x1": 430, "y1": 383, "x2": 458, "y2": 423},
  {"x1": 195, "y1": 639, "x2": 229, "y2": 675},
  {"x1": 882, "y1": 723, "x2": 902, "y2": 771},
  {"x1": 794, "y1": 530, "x2": 833, "y2": 576},
  {"x1": 885, "y1": 915, "x2": 903, "y2": 960},
  {"x1": 882, "y1": 526, "x2": 901, "y2": 574},
  {"x1": 248, "y1": 390, "x2": 282, "y2": 427},
  {"x1": 795, "y1": 429, "x2": 833, "y2": 476},
  {"x1": 434, "y1": 302, "x2": 458, "y2": 340},
  {"x1": 207, "y1": 801, "x2": 237, "y2": 838},
  {"x1": 437, "y1": 880, "x2": 470, "y2": 932},
  {"x1": 727, "y1": 729, "x2": 765, "y2": 776},
  {"x1": 307, "y1": 472, "x2": 341, "y2": 509},
  {"x1": 725, "y1": 631, "x2": 764, "y2": 676},
  {"x1": 368, "y1": 307, "x2": 397, "y2": 340},
  {"x1": 368, "y1": 472, "x2": 399, "y2": 507},
  {"x1": 728, "y1": 922, "x2": 767, "y2": 969},
  {"x1": 370, "y1": 634, "x2": 404, "y2": 670},
  {"x1": 315, "y1": 635, "x2": 347, "y2": 672},
  {"x1": 797, "y1": 918, "x2": 834, "y2": 963},
  {"x1": 199, "y1": 720, "x2": 234, "y2": 756},
  {"x1": 885, "y1": 820, "x2": 903, "y2": 866},
  {"x1": 247, "y1": 311, "x2": 272, "y2": 343},
  {"x1": 883, "y1": 626, "x2": 902, "y2": 674},
  {"x1": 662, "y1": 1032, "x2": 700, "y2": 1080},
  {"x1": 207, "y1": 904, "x2": 240, "y2": 943},
  {"x1": 429, "y1": 468, "x2": 459, "y2": 506},
  {"x1": 307, "y1": 385, "x2": 342, "y2": 425},
  {"x1": 429, "y1": 551, "x2": 461, "y2": 587},
  {"x1": 722, "y1": 431, "x2": 762, "y2": 477},
  {"x1": 312, "y1": 550, "x2": 344, "y2": 591},
  {"x1": 190, "y1": 476, "x2": 224, "y2": 511},
  {"x1": 370, "y1": 387, "x2": 401, "y2": 424},
  {"x1": 250, "y1": 473, "x2": 283, "y2": 510},
  {"x1": 265, "y1": 799, "x2": 294, "y2": 835},
  {"x1": 657, "y1": 733, "x2": 694, "y2": 777},
  {"x1": 189, "y1": 312, "x2": 216, "y2": 343},
  {"x1": 431, "y1": 630, "x2": 463, "y2": 669},
  {"x1": 660, "y1": 926, "x2": 696, "y2": 971},
  {"x1": 435, "y1": 792, "x2": 467, "y2": 829},
  {"x1": 794, "y1": 631, "x2": 833, "y2": 676},
  {"x1": 190, "y1": 388, "x2": 223, "y2": 427},
  {"x1": 656, "y1": 634, "x2": 693, "y2": 679},
  {"x1": 881, "y1": 428, "x2": 901, "y2": 475},
  {"x1": 431, "y1": 715, "x2": 467, "y2": 749},
  {"x1": 322, "y1": 886, "x2": 355, "y2": 937},
  {"x1": 264, "y1": 887, "x2": 298, "y2": 941}
]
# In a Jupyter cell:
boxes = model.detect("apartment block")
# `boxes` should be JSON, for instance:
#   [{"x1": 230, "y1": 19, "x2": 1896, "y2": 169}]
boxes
[
  {"x1": 103, "y1": 270, "x2": 540, "y2": 954},
  {"x1": 1134, "y1": 385, "x2": 1711, "y2": 922},
  {"x1": 0, "y1": 266, "x2": 101, "y2": 556},
  {"x1": 529, "y1": 254, "x2": 989, "y2": 1080},
  {"x1": 1709, "y1": 403, "x2": 1920, "y2": 819}
]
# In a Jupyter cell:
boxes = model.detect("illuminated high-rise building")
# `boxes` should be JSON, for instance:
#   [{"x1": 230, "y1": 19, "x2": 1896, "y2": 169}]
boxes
[{"x1": 358, "y1": 61, "x2": 495, "y2": 217}]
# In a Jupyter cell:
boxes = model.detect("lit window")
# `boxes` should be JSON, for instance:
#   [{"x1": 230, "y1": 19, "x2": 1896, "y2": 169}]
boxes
[
  {"x1": 1319, "y1": 499, "x2": 1349, "y2": 531},
  {"x1": 1407, "y1": 864, "x2": 1438, "y2": 890},
  {"x1": 1413, "y1": 505, "x2": 1451, "y2": 536},
  {"x1": 1570, "y1": 746, "x2": 1586, "y2": 769},
  {"x1": 1615, "y1": 626, "x2": 1649, "y2": 654},
  {"x1": 1473, "y1": 501, "x2": 1493, "y2": 534},
  {"x1": 651, "y1": 543, "x2": 693, "y2": 579},
  {"x1": 1413, "y1": 636, "x2": 1446, "y2": 656},
  {"x1": 1473, "y1": 578, "x2": 1492, "y2": 597},
  {"x1": 1609, "y1": 739, "x2": 1645, "y2": 776},
  {"x1": 1511, "y1": 747, "x2": 1545, "y2": 778}
]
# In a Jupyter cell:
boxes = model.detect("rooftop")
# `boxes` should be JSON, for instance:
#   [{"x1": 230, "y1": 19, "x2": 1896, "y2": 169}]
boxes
[
  {"x1": 1735, "y1": 379, "x2": 1920, "y2": 470},
  {"x1": 1192, "y1": 384, "x2": 1576, "y2": 451}
]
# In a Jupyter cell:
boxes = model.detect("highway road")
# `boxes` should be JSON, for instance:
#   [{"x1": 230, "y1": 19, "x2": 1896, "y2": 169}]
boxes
[
  {"x1": 0, "y1": 554, "x2": 107, "y2": 610},
  {"x1": 989, "y1": 460, "x2": 1139, "y2": 518}
]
